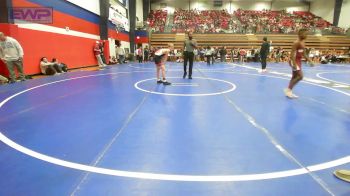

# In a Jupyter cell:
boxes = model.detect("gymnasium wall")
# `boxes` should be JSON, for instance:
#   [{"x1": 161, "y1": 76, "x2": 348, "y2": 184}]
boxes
[
  {"x1": 338, "y1": 0, "x2": 350, "y2": 29},
  {"x1": 310, "y1": 0, "x2": 335, "y2": 25},
  {"x1": 1, "y1": 0, "x2": 130, "y2": 75},
  {"x1": 65, "y1": 0, "x2": 100, "y2": 15},
  {"x1": 270, "y1": 1, "x2": 308, "y2": 12},
  {"x1": 308, "y1": 0, "x2": 350, "y2": 28}
]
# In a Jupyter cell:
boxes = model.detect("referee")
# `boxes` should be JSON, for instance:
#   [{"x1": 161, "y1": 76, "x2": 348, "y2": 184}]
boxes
[
  {"x1": 183, "y1": 32, "x2": 197, "y2": 79},
  {"x1": 260, "y1": 37, "x2": 270, "y2": 72}
]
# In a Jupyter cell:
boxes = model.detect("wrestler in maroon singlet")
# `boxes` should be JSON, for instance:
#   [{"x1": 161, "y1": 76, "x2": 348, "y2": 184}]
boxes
[{"x1": 284, "y1": 29, "x2": 314, "y2": 99}]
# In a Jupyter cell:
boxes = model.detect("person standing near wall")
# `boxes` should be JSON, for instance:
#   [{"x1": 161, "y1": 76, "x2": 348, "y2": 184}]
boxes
[
  {"x1": 0, "y1": 32, "x2": 26, "y2": 83},
  {"x1": 183, "y1": 32, "x2": 197, "y2": 79},
  {"x1": 99, "y1": 41, "x2": 107, "y2": 64},
  {"x1": 260, "y1": 37, "x2": 270, "y2": 72},
  {"x1": 136, "y1": 46, "x2": 143, "y2": 63},
  {"x1": 116, "y1": 43, "x2": 125, "y2": 64},
  {"x1": 94, "y1": 41, "x2": 107, "y2": 69}
]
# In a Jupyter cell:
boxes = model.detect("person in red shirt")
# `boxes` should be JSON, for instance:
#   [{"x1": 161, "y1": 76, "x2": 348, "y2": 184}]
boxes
[
  {"x1": 239, "y1": 48, "x2": 246, "y2": 63},
  {"x1": 94, "y1": 41, "x2": 107, "y2": 69},
  {"x1": 284, "y1": 29, "x2": 314, "y2": 98}
]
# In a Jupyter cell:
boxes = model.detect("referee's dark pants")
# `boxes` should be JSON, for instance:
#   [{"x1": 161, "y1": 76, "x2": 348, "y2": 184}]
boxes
[
  {"x1": 183, "y1": 51, "x2": 194, "y2": 78},
  {"x1": 261, "y1": 56, "x2": 267, "y2": 69}
]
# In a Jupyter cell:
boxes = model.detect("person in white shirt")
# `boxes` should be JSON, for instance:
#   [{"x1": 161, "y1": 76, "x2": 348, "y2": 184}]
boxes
[
  {"x1": 205, "y1": 46, "x2": 212, "y2": 65},
  {"x1": 154, "y1": 43, "x2": 174, "y2": 85},
  {"x1": 0, "y1": 32, "x2": 25, "y2": 83},
  {"x1": 116, "y1": 44, "x2": 126, "y2": 64}
]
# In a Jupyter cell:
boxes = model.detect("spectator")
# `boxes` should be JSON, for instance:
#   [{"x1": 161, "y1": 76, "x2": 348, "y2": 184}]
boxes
[
  {"x1": 149, "y1": 9, "x2": 345, "y2": 34},
  {"x1": 219, "y1": 46, "x2": 227, "y2": 62},
  {"x1": 136, "y1": 46, "x2": 143, "y2": 63},
  {"x1": 94, "y1": 41, "x2": 107, "y2": 68},
  {"x1": 109, "y1": 56, "x2": 117, "y2": 64},
  {"x1": 276, "y1": 47, "x2": 282, "y2": 63},
  {"x1": 192, "y1": 48, "x2": 197, "y2": 61},
  {"x1": 51, "y1": 58, "x2": 68, "y2": 72},
  {"x1": 231, "y1": 48, "x2": 239, "y2": 62},
  {"x1": 40, "y1": 57, "x2": 63, "y2": 75},
  {"x1": 99, "y1": 41, "x2": 107, "y2": 64},
  {"x1": 239, "y1": 48, "x2": 246, "y2": 63},
  {"x1": 144, "y1": 46, "x2": 150, "y2": 62},
  {"x1": 199, "y1": 47, "x2": 205, "y2": 62},
  {"x1": 116, "y1": 44, "x2": 126, "y2": 64},
  {"x1": 0, "y1": 32, "x2": 26, "y2": 83},
  {"x1": 176, "y1": 49, "x2": 183, "y2": 63},
  {"x1": 320, "y1": 55, "x2": 329, "y2": 64},
  {"x1": 205, "y1": 46, "x2": 213, "y2": 65},
  {"x1": 147, "y1": 10, "x2": 167, "y2": 32},
  {"x1": 212, "y1": 47, "x2": 218, "y2": 64}
]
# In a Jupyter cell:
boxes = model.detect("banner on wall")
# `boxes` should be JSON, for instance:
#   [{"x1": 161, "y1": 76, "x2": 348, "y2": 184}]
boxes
[
  {"x1": 109, "y1": 8, "x2": 129, "y2": 31},
  {"x1": 111, "y1": 3, "x2": 127, "y2": 17}
]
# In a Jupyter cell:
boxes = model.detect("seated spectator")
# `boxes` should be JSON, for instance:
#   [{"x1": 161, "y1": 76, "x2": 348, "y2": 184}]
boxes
[
  {"x1": 176, "y1": 50, "x2": 184, "y2": 63},
  {"x1": 320, "y1": 55, "x2": 329, "y2": 64},
  {"x1": 51, "y1": 58, "x2": 68, "y2": 72},
  {"x1": 40, "y1": 57, "x2": 63, "y2": 75},
  {"x1": 281, "y1": 51, "x2": 289, "y2": 62},
  {"x1": 109, "y1": 56, "x2": 117, "y2": 64}
]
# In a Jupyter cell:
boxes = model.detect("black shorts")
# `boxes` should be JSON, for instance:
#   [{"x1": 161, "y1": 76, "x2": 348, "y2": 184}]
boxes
[{"x1": 154, "y1": 55, "x2": 164, "y2": 65}]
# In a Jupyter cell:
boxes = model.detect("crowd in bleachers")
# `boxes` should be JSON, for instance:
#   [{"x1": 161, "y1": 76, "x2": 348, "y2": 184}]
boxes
[
  {"x1": 147, "y1": 10, "x2": 168, "y2": 32},
  {"x1": 147, "y1": 9, "x2": 346, "y2": 34},
  {"x1": 172, "y1": 9, "x2": 232, "y2": 33},
  {"x1": 234, "y1": 9, "x2": 345, "y2": 34}
]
